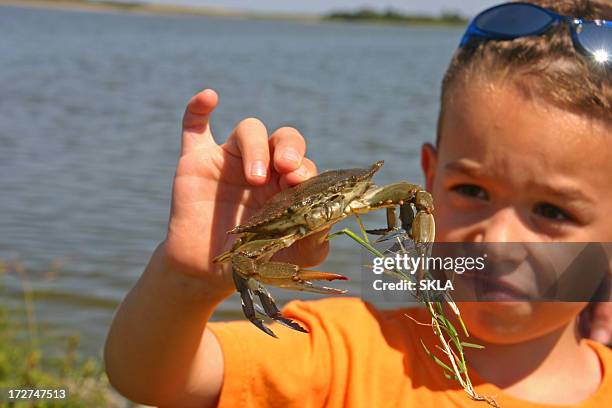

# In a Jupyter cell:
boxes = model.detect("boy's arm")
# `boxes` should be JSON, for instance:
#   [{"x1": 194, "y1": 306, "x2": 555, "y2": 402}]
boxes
[
  {"x1": 104, "y1": 89, "x2": 327, "y2": 407},
  {"x1": 104, "y1": 244, "x2": 227, "y2": 407}
]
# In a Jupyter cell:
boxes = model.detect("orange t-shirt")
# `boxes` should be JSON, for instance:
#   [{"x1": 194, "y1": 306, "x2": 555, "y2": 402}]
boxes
[{"x1": 208, "y1": 297, "x2": 612, "y2": 407}]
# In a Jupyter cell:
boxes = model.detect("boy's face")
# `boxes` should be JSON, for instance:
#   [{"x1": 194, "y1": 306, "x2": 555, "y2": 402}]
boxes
[{"x1": 421, "y1": 79, "x2": 612, "y2": 344}]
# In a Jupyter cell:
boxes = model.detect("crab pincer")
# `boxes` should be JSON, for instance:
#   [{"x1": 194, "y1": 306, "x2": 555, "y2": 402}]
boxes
[{"x1": 232, "y1": 266, "x2": 346, "y2": 337}]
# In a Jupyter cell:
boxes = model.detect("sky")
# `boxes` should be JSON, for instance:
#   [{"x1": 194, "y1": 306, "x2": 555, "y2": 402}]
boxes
[{"x1": 139, "y1": 0, "x2": 501, "y2": 17}]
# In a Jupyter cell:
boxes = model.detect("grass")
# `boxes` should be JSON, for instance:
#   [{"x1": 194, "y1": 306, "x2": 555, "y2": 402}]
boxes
[
  {"x1": 329, "y1": 222, "x2": 499, "y2": 408},
  {"x1": 0, "y1": 214, "x2": 496, "y2": 407},
  {"x1": 0, "y1": 259, "x2": 122, "y2": 407}
]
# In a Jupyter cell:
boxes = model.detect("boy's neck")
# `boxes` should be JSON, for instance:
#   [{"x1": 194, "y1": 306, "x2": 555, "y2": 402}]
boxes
[{"x1": 466, "y1": 319, "x2": 603, "y2": 404}]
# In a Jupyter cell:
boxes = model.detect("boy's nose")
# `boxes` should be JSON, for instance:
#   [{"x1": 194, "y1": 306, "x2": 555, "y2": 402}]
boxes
[
  {"x1": 471, "y1": 207, "x2": 533, "y2": 263},
  {"x1": 476, "y1": 206, "x2": 531, "y2": 243}
]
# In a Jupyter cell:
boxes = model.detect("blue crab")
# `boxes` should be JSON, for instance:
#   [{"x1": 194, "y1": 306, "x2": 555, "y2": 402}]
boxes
[{"x1": 213, "y1": 160, "x2": 435, "y2": 337}]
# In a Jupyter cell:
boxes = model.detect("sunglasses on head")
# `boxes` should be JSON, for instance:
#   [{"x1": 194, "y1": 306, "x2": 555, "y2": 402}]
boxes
[{"x1": 460, "y1": 2, "x2": 611, "y2": 64}]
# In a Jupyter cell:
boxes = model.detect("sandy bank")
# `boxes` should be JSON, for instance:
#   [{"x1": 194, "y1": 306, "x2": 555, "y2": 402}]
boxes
[{"x1": 0, "y1": 0, "x2": 319, "y2": 22}]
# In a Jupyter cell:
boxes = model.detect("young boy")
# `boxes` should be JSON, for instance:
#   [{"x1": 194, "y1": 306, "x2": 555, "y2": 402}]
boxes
[{"x1": 104, "y1": 0, "x2": 612, "y2": 406}]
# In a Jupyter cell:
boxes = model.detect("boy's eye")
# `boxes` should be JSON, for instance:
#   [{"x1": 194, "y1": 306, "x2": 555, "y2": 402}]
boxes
[
  {"x1": 533, "y1": 203, "x2": 574, "y2": 222},
  {"x1": 451, "y1": 184, "x2": 489, "y2": 200}
]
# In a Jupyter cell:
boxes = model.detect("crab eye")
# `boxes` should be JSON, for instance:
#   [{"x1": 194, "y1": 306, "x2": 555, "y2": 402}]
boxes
[
  {"x1": 451, "y1": 184, "x2": 488, "y2": 200},
  {"x1": 533, "y1": 203, "x2": 574, "y2": 222}
]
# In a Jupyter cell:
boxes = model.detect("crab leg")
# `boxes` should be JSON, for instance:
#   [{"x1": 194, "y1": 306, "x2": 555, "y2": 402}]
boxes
[
  {"x1": 254, "y1": 285, "x2": 309, "y2": 333},
  {"x1": 355, "y1": 182, "x2": 435, "y2": 240},
  {"x1": 233, "y1": 267, "x2": 310, "y2": 336},
  {"x1": 255, "y1": 261, "x2": 348, "y2": 294},
  {"x1": 353, "y1": 183, "x2": 436, "y2": 291},
  {"x1": 410, "y1": 191, "x2": 435, "y2": 293},
  {"x1": 411, "y1": 190, "x2": 435, "y2": 244},
  {"x1": 232, "y1": 269, "x2": 277, "y2": 337},
  {"x1": 232, "y1": 237, "x2": 347, "y2": 336},
  {"x1": 366, "y1": 207, "x2": 398, "y2": 236}
]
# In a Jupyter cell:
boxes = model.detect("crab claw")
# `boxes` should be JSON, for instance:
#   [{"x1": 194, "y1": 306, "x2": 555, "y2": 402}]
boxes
[
  {"x1": 253, "y1": 304, "x2": 307, "y2": 333},
  {"x1": 411, "y1": 211, "x2": 435, "y2": 247},
  {"x1": 233, "y1": 268, "x2": 313, "y2": 337},
  {"x1": 253, "y1": 289, "x2": 308, "y2": 333},
  {"x1": 280, "y1": 277, "x2": 349, "y2": 294},
  {"x1": 232, "y1": 270, "x2": 278, "y2": 337},
  {"x1": 258, "y1": 265, "x2": 348, "y2": 294}
]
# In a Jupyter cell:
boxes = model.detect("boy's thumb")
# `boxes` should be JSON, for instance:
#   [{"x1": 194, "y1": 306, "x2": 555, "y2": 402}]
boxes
[{"x1": 181, "y1": 89, "x2": 219, "y2": 153}]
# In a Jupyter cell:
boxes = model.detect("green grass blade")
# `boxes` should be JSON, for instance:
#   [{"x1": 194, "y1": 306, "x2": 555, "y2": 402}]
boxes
[{"x1": 461, "y1": 342, "x2": 485, "y2": 349}]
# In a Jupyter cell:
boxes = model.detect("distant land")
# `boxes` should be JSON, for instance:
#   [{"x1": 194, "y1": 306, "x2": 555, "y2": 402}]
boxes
[
  {"x1": 325, "y1": 9, "x2": 467, "y2": 26},
  {"x1": 0, "y1": 0, "x2": 468, "y2": 26}
]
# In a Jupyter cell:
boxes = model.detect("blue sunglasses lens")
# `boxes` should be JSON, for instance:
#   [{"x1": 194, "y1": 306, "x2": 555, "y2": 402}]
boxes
[
  {"x1": 575, "y1": 22, "x2": 612, "y2": 63},
  {"x1": 475, "y1": 3, "x2": 555, "y2": 37},
  {"x1": 463, "y1": 3, "x2": 611, "y2": 64}
]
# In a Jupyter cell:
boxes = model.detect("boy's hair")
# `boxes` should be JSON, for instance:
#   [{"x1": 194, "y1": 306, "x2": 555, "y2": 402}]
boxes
[{"x1": 437, "y1": 0, "x2": 612, "y2": 146}]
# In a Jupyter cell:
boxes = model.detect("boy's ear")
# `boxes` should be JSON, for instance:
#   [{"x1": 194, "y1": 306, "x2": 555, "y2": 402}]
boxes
[{"x1": 421, "y1": 143, "x2": 438, "y2": 191}]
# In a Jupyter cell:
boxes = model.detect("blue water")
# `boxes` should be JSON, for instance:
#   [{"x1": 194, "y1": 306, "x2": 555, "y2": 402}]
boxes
[{"x1": 0, "y1": 5, "x2": 462, "y2": 356}]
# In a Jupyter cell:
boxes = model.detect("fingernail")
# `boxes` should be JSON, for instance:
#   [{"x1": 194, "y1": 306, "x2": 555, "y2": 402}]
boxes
[
  {"x1": 591, "y1": 328, "x2": 611, "y2": 344},
  {"x1": 282, "y1": 148, "x2": 301, "y2": 165},
  {"x1": 295, "y1": 165, "x2": 309, "y2": 179},
  {"x1": 251, "y1": 161, "x2": 267, "y2": 178}
]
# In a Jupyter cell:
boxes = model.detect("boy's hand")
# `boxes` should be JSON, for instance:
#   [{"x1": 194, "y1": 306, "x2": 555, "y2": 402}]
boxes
[
  {"x1": 580, "y1": 301, "x2": 612, "y2": 346},
  {"x1": 161, "y1": 89, "x2": 329, "y2": 299}
]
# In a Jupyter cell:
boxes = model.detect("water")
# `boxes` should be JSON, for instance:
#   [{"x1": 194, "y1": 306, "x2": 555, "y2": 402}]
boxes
[{"x1": 0, "y1": 5, "x2": 462, "y2": 356}]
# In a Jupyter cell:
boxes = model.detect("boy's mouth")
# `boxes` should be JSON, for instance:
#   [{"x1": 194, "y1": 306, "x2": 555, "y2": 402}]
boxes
[{"x1": 460, "y1": 272, "x2": 532, "y2": 301}]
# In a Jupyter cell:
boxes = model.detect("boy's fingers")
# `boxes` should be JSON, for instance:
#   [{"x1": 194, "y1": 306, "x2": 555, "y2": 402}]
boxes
[
  {"x1": 269, "y1": 127, "x2": 306, "y2": 174},
  {"x1": 181, "y1": 89, "x2": 219, "y2": 153},
  {"x1": 279, "y1": 158, "x2": 317, "y2": 190},
  {"x1": 295, "y1": 229, "x2": 330, "y2": 268},
  {"x1": 589, "y1": 302, "x2": 612, "y2": 345},
  {"x1": 273, "y1": 229, "x2": 330, "y2": 268},
  {"x1": 223, "y1": 118, "x2": 270, "y2": 186}
]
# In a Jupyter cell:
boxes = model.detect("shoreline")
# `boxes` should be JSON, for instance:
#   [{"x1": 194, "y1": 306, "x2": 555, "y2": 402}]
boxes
[
  {"x1": 0, "y1": 0, "x2": 319, "y2": 22},
  {"x1": 0, "y1": 0, "x2": 466, "y2": 27}
]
